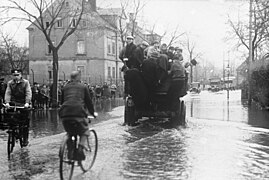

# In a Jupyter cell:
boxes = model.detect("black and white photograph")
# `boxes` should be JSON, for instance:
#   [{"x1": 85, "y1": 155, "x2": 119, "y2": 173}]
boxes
[{"x1": 1, "y1": 0, "x2": 269, "y2": 179}]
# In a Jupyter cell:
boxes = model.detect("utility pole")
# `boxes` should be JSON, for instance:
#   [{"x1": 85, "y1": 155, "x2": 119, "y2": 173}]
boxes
[
  {"x1": 227, "y1": 54, "x2": 230, "y2": 100},
  {"x1": 223, "y1": 52, "x2": 225, "y2": 90},
  {"x1": 248, "y1": 0, "x2": 253, "y2": 105}
]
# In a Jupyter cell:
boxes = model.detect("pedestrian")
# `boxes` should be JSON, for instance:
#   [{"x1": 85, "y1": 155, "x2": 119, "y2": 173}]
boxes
[
  {"x1": 110, "y1": 84, "x2": 117, "y2": 99},
  {"x1": 4, "y1": 69, "x2": 32, "y2": 147},
  {"x1": 102, "y1": 82, "x2": 110, "y2": 99},
  {"x1": 95, "y1": 85, "x2": 102, "y2": 102},
  {"x1": 31, "y1": 82, "x2": 40, "y2": 109},
  {"x1": 40, "y1": 84, "x2": 50, "y2": 109},
  {"x1": 0, "y1": 77, "x2": 7, "y2": 105},
  {"x1": 59, "y1": 71, "x2": 97, "y2": 161}
]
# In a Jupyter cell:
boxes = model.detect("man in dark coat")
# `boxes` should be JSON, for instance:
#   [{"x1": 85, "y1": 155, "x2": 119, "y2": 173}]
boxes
[
  {"x1": 141, "y1": 52, "x2": 159, "y2": 99},
  {"x1": 0, "y1": 77, "x2": 7, "y2": 105},
  {"x1": 119, "y1": 35, "x2": 137, "y2": 69},
  {"x1": 133, "y1": 41, "x2": 149, "y2": 70},
  {"x1": 59, "y1": 71, "x2": 96, "y2": 160}
]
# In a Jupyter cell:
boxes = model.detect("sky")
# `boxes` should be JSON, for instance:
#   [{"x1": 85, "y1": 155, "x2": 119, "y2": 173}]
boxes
[{"x1": 1, "y1": 0, "x2": 250, "y2": 69}]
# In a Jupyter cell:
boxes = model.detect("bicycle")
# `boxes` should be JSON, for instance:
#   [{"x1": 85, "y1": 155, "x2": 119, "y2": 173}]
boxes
[
  {"x1": 59, "y1": 115, "x2": 98, "y2": 180},
  {"x1": 0, "y1": 104, "x2": 30, "y2": 159}
]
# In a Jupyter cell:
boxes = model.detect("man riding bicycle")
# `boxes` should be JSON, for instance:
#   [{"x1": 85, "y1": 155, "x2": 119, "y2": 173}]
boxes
[
  {"x1": 4, "y1": 69, "x2": 32, "y2": 147},
  {"x1": 59, "y1": 71, "x2": 97, "y2": 161}
]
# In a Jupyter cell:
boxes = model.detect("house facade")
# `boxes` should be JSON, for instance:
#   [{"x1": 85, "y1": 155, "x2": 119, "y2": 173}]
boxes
[{"x1": 28, "y1": 0, "x2": 124, "y2": 86}]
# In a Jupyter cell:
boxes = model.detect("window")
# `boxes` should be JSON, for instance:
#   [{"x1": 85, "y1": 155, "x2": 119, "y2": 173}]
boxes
[
  {"x1": 119, "y1": 45, "x2": 122, "y2": 53},
  {"x1": 108, "y1": 67, "x2": 111, "y2": 78},
  {"x1": 80, "y1": 20, "x2": 87, "y2": 28},
  {"x1": 77, "y1": 66, "x2": 85, "y2": 80},
  {"x1": 119, "y1": 68, "x2": 122, "y2": 78},
  {"x1": 112, "y1": 42, "x2": 116, "y2": 55},
  {"x1": 112, "y1": 67, "x2": 115, "y2": 78},
  {"x1": 48, "y1": 44, "x2": 52, "y2": 54},
  {"x1": 107, "y1": 44, "x2": 111, "y2": 54},
  {"x1": 77, "y1": 40, "x2": 85, "y2": 54},
  {"x1": 47, "y1": 41, "x2": 55, "y2": 54},
  {"x1": 70, "y1": 19, "x2": 77, "y2": 28},
  {"x1": 56, "y1": 19, "x2": 63, "y2": 28},
  {"x1": 46, "y1": 22, "x2": 50, "y2": 28}
]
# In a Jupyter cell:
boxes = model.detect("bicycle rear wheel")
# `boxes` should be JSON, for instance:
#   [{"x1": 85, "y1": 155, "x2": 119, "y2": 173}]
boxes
[
  {"x1": 80, "y1": 129, "x2": 98, "y2": 172},
  {"x1": 7, "y1": 130, "x2": 15, "y2": 159},
  {"x1": 59, "y1": 136, "x2": 75, "y2": 180}
]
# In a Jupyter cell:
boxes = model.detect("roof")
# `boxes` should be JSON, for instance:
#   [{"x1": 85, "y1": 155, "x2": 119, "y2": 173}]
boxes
[
  {"x1": 27, "y1": 2, "x2": 116, "y2": 32},
  {"x1": 98, "y1": 8, "x2": 126, "y2": 19}
]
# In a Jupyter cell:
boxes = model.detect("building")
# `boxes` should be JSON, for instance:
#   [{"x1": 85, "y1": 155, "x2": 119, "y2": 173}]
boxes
[
  {"x1": 27, "y1": 0, "x2": 160, "y2": 87},
  {"x1": 28, "y1": 0, "x2": 124, "y2": 86}
]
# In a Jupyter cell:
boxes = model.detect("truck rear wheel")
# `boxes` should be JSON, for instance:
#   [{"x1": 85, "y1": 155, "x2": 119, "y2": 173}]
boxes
[
  {"x1": 124, "y1": 97, "x2": 138, "y2": 126},
  {"x1": 170, "y1": 100, "x2": 186, "y2": 126}
]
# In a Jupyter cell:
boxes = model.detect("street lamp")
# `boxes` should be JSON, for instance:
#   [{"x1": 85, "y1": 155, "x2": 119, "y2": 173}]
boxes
[
  {"x1": 226, "y1": 65, "x2": 230, "y2": 100},
  {"x1": 248, "y1": 0, "x2": 253, "y2": 105}
]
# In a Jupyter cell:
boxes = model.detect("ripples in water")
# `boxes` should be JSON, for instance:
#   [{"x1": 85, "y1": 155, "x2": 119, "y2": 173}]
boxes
[{"x1": 122, "y1": 118, "x2": 269, "y2": 180}]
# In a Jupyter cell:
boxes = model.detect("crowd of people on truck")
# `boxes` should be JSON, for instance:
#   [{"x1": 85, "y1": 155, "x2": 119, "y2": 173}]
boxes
[{"x1": 119, "y1": 35, "x2": 188, "y2": 109}]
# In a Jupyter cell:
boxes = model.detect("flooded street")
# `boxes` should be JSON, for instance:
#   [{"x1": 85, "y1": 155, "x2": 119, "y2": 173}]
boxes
[{"x1": 1, "y1": 90, "x2": 269, "y2": 179}]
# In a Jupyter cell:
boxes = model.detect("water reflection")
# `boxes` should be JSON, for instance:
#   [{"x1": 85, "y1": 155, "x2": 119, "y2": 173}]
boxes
[
  {"x1": 186, "y1": 90, "x2": 269, "y2": 127},
  {"x1": 28, "y1": 98, "x2": 124, "y2": 139},
  {"x1": 8, "y1": 149, "x2": 31, "y2": 180},
  {"x1": 122, "y1": 117, "x2": 269, "y2": 179},
  {"x1": 121, "y1": 90, "x2": 269, "y2": 179}
]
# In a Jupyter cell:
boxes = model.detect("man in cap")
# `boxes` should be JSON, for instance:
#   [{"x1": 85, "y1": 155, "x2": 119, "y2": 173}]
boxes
[
  {"x1": 133, "y1": 41, "x2": 149, "y2": 70},
  {"x1": 4, "y1": 69, "x2": 32, "y2": 147},
  {"x1": 141, "y1": 51, "x2": 160, "y2": 99},
  {"x1": 119, "y1": 35, "x2": 137, "y2": 98},
  {"x1": 59, "y1": 71, "x2": 97, "y2": 160},
  {"x1": 0, "y1": 77, "x2": 7, "y2": 105}
]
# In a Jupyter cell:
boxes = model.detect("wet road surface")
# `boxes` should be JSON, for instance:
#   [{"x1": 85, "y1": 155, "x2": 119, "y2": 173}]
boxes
[{"x1": 1, "y1": 90, "x2": 269, "y2": 179}]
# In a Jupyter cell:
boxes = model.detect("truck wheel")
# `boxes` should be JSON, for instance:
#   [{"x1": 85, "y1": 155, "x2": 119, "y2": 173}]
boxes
[
  {"x1": 179, "y1": 100, "x2": 186, "y2": 125},
  {"x1": 124, "y1": 98, "x2": 138, "y2": 126},
  {"x1": 170, "y1": 100, "x2": 186, "y2": 126}
]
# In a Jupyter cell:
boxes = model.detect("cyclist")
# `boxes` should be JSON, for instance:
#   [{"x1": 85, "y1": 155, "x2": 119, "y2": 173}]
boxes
[
  {"x1": 4, "y1": 69, "x2": 32, "y2": 147},
  {"x1": 59, "y1": 71, "x2": 97, "y2": 161}
]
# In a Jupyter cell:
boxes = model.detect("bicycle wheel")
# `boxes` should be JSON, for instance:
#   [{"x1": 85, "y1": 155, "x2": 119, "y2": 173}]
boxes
[
  {"x1": 59, "y1": 136, "x2": 75, "y2": 180},
  {"x1": 7, "y1": 130, "x2": 15, "y2": 159},
  {"x1": 80, "y1": 129, "x2": 98, "y2": 172}
]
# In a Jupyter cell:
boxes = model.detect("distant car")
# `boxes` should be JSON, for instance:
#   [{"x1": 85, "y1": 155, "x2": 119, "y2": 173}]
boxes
[
  {"x1": 211, "y1": 86, "x2": 220, "y2": 92},
  {"x1": 190, "y1": 87, "x2": 201, "y2": 94},
  {"x1": 190, "y1": 82, "x2": 201, "y2": 94}
]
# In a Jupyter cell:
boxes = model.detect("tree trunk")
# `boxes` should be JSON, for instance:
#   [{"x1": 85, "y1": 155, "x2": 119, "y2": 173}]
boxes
[{"x1": 51, "y1": 50, "x2": 59, "y2": 108}]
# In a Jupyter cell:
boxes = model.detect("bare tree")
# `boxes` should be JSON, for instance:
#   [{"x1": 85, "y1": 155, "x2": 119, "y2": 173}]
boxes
[
  {"x1": 227, "y1": 0, "x2": 269, "y2": 61},
  {"x1": 182, "y1": 34, "x2": 203, "y2": 83},
  {"x1": 1, "y1": 0, "x2": 89, "y2": 107},
  {"x1": 164, "y1": 25, "x2": 185, "y2": 47},
  {"x1": 0, "y1": 32, "x2": 29, "y2": 75},
  {"x1": 118, "y1": 0, "x2": 147, "y2": 46}
]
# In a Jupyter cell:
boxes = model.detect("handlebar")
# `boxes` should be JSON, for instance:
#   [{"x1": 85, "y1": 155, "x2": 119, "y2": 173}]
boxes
[{"x1": 87, "y1": 112, "x2": 98, "y2": 121}]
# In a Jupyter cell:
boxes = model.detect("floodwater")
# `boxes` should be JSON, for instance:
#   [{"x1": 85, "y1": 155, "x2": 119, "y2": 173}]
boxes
[{"x1": 1, "y1": 90, "x2": 269, "y2": 180}]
